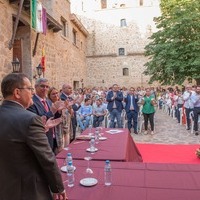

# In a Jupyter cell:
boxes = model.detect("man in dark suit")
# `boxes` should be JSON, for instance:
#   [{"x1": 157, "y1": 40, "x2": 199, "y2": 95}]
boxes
[
  {"x1": 27, "y1": 78, "x2": 60, "y2": 151},
  {"x1": 60, "y1": 84, "x2": 82, "y2": 141},
  {"x1": 0, "y1": 73, "x2": 67, "y2": 200},
  {"x1": 124, "y1": 87, "x2": 139, "y2": 134},
  {"x1": 106, "y1": 84, "x2": 123, "y2": 128}
]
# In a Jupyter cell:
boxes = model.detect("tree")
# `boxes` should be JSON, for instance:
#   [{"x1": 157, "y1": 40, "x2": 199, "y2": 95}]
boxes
[{"x1": 144, "y1": 0, "x2": 200, "y2": 85}]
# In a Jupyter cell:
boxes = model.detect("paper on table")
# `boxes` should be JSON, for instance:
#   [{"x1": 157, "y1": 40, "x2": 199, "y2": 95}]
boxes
[{"x1": 106, "y1": 129, "x2": 123, "y2": 134}]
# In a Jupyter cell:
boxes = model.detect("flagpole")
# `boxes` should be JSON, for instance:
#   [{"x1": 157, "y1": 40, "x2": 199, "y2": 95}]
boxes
[{"x1": 8, "y1": 0, "x2": 25, "y2": 49}]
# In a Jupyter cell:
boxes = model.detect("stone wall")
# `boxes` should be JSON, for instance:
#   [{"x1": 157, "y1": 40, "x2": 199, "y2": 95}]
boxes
[
  {"x1": 0, "y1": 0, "x2": 15, "y2": 80},
  {"x1": 71, "y1": 0, "x2": 161, "y2": 88},
  {"x1": 86, "y1": 55, "x2": 148, "y2": 88}
]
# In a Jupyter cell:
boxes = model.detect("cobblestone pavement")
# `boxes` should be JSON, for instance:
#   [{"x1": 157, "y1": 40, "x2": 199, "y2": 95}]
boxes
[{"x1": 132, "y1": 109, "x2": 200, "y2": 145}]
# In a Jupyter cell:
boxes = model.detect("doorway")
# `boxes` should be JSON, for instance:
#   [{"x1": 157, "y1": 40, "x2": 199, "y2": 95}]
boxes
[{"x1": 73, "y1": 81, "x2": 79, "y2": 90}]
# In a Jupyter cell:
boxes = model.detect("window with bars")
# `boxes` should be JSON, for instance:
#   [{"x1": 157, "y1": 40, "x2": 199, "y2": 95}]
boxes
[
  {"x1": 119, "y1": 48, "x2": 125, "y2": 56},
  {"x1": 73, "y1": 29, "x2": 77, "y2": 45},
  {"x1": 123, "y1": 68, "x2": 129, "y2": 76},
  {"x1": 120, "y1": 19, "x2": 127, "y2": 27},
  {"x1": 61, "y1": 17, "x2": 67, "y2": 37}
]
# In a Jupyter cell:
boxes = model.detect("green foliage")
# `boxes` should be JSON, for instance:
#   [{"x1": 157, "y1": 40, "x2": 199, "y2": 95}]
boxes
[{"x1": 144, "y1": 0, "x2": 200, "y2": 85}]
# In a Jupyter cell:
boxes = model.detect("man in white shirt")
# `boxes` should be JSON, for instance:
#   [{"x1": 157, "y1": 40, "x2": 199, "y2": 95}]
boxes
[
  {"x1": 191, "y1": 85, "x2": 200, "y2": 135},
  {"x1": 183, "y1": 85, "x2": 194, "y2": 130},
  {"x1": 93, "y1": 98, "x2": 107, "y2": 127}
]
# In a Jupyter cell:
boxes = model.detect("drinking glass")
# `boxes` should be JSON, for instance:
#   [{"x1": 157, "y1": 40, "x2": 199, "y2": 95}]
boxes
[
  {"x1": 84, "y1": 156, "x2": 93, "y2": 174},
  {"x1": 88, "y1": 125, "x2": 93, "y2": 136},
  {"x1": 96, "y1": 127, "x2": 103, "y2": 137}
]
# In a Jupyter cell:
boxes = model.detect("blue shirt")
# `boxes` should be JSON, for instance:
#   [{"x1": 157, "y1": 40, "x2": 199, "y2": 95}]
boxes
[
  {"x1": 191, "y1": 93, "x2": 200, "y2": 107},
  {"x1": 93, "y1": 104, "x2": 106, "y2": 115},
  {"x1": 78, "y1": 104, "x2": 92, "y2": 116}
]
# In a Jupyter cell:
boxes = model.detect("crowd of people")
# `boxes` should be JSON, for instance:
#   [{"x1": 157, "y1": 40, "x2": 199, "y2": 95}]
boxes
[
  {"x1": 0, "y1": 72, "x2": 200, "y2": 199},
  {"x1": 157, "y1": 85, "x2": 200, "y2": 136}
]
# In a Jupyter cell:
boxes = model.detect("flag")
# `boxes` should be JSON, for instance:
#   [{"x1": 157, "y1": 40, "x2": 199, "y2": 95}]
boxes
[
  {"x1": 31, "y1": 0, "x2": 37, "y2": 29},
  {"x1": 41, "y1": 45, "x2": 45, "y2": 72},
  {"x1": 31, "y1": 0, "x2": 47, "y2": 34},
  {"x1": 42, "y1": 7, "x2": 47, "y2": 35}
]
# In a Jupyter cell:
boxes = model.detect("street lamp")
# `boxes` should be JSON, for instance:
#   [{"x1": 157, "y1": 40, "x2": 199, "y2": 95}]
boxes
[
  {"x1": 36, "y1": 64, "x2": 43, "y2": 78},
  {"x1": 12, "y1": 57, "x2": 20, "y2": 73}
]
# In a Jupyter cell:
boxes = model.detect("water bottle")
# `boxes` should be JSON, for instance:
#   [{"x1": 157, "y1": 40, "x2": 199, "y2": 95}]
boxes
[
  {"x1": 95, "y1": 129, "x2": 99, "y2": 144},
  {"x1": 67, "y1": 153, "x2": 73, "y2": 166},
  {"x1": 104, "y1": 160, "x2": 112, "y2": 186},
  {"x1": 90, "y1": 136, "x2": 95, "y2": 151},
  {"x1": 67, "y1": 161, "x2": 75, "y2": 187}
]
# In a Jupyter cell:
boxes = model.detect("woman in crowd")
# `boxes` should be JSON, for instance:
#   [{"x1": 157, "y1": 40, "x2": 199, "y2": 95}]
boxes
[
  {"x1": 48, "y1": 87, "x2": 73, "y2": 153},
  {"x1": 141, "y1": 88, "x2": 156, "y2": 135}
]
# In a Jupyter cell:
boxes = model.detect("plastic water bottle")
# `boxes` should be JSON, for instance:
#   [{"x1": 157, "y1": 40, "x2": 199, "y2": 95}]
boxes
[
  {"x1": 90, "y1": 136, "x2": 95, "y2": 151},
  {"x1": 104, "y1": 160, "x2": 112, "y2": 186},
  {"x1": 67, "y1": 161, "x2": 74, "y2": 187},
  {"x1": 67, "y1": 153, "x2": 73, "y2": 166}
]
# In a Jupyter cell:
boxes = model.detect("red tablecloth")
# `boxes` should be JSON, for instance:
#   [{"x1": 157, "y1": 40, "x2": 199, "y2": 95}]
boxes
[
  {"x1": 56, "y1": 128, "x2": 142, "y2": 162},
  {"x1": 57, "y1": 159, "x2": 200, "y2": 200}
]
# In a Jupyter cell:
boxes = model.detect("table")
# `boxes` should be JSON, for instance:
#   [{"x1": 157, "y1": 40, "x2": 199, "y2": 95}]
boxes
[
  {"x1": 57, "y1": 159, "x2": 200, "y2": 200},
  {"x1": 56, "y1": 128, "x2": 142, "y2": 162}
]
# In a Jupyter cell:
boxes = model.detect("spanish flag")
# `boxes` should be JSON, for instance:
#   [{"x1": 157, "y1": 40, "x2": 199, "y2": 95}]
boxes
[
  {"x1": 41, "y1": 45, "x2": 45, "y2": 72},
  {"x1": 31, "y1": 0, "x2": 47, "y2": 34}
]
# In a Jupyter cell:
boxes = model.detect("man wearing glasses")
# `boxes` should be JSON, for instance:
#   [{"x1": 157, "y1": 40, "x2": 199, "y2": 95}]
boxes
[
  {"x1": 0, "y1": 73, "x2": 67, "y2": 200},
  {"x1": 28, "y1": 78, "x2": 60, "y2": 151}
]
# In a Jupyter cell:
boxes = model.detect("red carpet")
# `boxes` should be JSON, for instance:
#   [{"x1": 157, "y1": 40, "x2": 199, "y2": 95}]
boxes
[{"x1": 137, "y1": 143, "x2": 200, "y2": 164}]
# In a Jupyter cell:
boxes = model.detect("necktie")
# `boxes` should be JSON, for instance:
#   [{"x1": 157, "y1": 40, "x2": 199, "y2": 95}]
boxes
[
  {"x1": 42, "y1": 100, "x2": 55, "y2": 137},
  {"x1": 41, "y1": 100, "x2": 49, "y2": 112},
  {"x1": 130, "y1": 95, "x2": 134, "y2": 110}
]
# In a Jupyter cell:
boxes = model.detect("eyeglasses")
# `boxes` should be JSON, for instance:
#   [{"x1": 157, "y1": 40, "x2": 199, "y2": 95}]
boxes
[
  {"x1": 18, "y1": 87, "x2": 34, "y2": 92},
  {"x1": 39, "y1": 85, "x2": 49, "y2": 89}
]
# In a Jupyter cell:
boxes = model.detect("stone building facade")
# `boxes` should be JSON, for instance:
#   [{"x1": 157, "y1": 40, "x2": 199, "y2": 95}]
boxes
[
  {"x1": 0, "y1": 0, "x2": 161, "y2": 93},
  {"x1": 71, "y1": 0, "x2": 161, "y2": 88},
  {"x1": 0, "y1": 0, "x2": 88, "y2": 93}
]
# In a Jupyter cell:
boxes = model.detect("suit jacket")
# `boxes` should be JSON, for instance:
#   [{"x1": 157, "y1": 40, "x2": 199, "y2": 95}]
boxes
[
  {"x1": 60, "y1": 92, "x2": 80, "y2": 112},
  {"x1": 0, "y1": 100, "x2": 64, "y2": 200},
  {"x1": 27, "y1": 94, "x2": 59, "y2": 149},
  {"x1": 106, "y1": 90, "x2": 124, "y2": 112},
  {"x1": 124, "y1": 94, "x2": 139, "y2": 112}
]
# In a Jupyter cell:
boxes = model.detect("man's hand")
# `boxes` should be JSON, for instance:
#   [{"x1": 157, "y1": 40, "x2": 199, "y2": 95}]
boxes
[
  {"x1": 45, "y1": 117, "x2": 62, "y2": 132},
  {"x1": 53, "y1": 190, "x2": 68, "y2": 200},
  {"x1": 112, "y1": 92, "x2": 117, "y2": 100}
]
